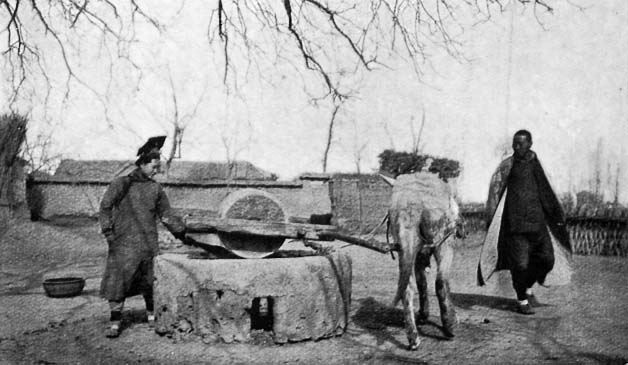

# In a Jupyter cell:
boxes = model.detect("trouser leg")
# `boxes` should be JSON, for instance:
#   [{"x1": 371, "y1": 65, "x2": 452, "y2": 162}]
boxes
[
  {"x1": 529, "y1": 228, "x2": 555, "y2": 286},
  {"x1": 135, "y1": 256, "x2": 155, "y2": 313},
  {"x1": 109, "y1": 300, "x2": 124, "y2": 318},
  {"x1": 507, "y1": 234, "x2": 532, "y2": 301},
  {"x1": 143, "y1": 294, "x2": 154, "y2": 313},
  {"x1": 106, "y1": 300, "x2": 124, "y2": 337}
]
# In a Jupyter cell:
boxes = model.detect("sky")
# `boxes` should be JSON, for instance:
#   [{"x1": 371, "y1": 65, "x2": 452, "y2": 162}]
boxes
[{"x1": 3, "y1": 0, "x2": 627, "y2": 204}]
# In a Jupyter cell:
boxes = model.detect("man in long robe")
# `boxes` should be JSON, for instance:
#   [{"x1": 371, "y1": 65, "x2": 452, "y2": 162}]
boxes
[
  {"x1": 477, "y1": 130, "x2": 572, "y2": 314},
  {"x1": 99, "y1": 136, "x2": 186, "y2": 337}
]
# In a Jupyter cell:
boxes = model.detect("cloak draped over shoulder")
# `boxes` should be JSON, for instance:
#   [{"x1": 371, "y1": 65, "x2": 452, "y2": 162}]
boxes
[
  {"x1": 99, "y1": 168, "x2": 185, "y2": 301},
  {"x1": 477, "y1": 153, "x2": 573, "y2": 287}
]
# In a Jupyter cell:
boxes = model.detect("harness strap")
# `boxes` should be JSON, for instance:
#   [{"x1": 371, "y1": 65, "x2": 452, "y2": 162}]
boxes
[
  {"x1": 420, "y1": 228, "x2": 455, "y2": 249},
  {"x1": 386, "y1": 214, "x2": 395, "y2": 260}
]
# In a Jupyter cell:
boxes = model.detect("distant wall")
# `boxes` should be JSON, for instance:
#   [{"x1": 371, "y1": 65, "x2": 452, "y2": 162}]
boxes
[
  {"x1": 29, "y1": 176, "x2": 332, "y2": 221},
  {"x1": 329, "y1": 175, "x2": 391, "y2": 234},
  {"x1": 328, "y1": 174, "x2": 483, "y2": 234},
  {"x1": 26, "y1": 173, "x2": 628, "y2": 257}
]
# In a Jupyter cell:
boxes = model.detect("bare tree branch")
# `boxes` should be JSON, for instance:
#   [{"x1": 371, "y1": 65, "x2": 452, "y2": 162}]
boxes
[
  {"x1": 0, "y1": 0, "x2": 563, "y2": 150},
  {"x1": 322, "y1": 102, "x2": 341, "y2": 172}
]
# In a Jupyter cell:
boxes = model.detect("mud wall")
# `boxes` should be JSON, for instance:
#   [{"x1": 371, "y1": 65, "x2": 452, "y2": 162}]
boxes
[
  {"x1": 29, "y1": 177, "x2": 331, "y2": 221},
  {"x1": 329, "y1": 175, "x2": 391, "y2": 234}
]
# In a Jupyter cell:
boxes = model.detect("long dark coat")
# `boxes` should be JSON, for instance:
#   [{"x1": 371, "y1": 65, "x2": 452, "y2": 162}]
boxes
[
  {"x1": 477, "y1": 152, "x2": 573, "y2": 287},
  {"x1": 99, "y1": 168, "x2": 185, "y2": 301}
]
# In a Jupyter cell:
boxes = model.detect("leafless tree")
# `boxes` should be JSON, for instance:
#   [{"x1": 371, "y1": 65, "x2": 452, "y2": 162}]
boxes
[
  {"x1": 322, "y1": 100, "x2": 342, "y2": 173},
  {"x1": 0, "y1": 1, "x2": 167, "y2": 125},
  {"x1": 592, "y1": 137, "x2": 603, "y2": 199},
  {"x1": 409, "y1": 111, "x2": 426, "y2": 154},
  {"x1": 381, "y1": 119, "x2": 396, "y2": 150},
  {"x1": 210, "y1": 0, "x2": 559, "y2": 101},
  {"x1": 163, "y1": 66, "x2": 207, "y2": 175},
  {"x1": 350, "y1": 118, "x2": 370, "y2": 232},
  {"x1": 219, "y1": 113, "x2": 253, "y2": 180},
  {"x1": 1, "y1": 0, "x2": 562, "y2": 177},
  {"x1": 1, "y1": 1, "x2": 559, "y2": 108},
  {"x1": 21, "y1": 125, "x2": 61, "y2": 175},
  {"x1": 0, "y1": 113, "x2": 26, "y2": 201},
  {"x1": 613, "y1": 163, "x2": 621, "y2": 205}
]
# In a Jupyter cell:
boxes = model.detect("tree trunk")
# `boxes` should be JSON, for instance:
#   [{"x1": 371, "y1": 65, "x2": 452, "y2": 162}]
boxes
[{"x1": 322, "y1": 104, "x2": 340, "y2": 173}]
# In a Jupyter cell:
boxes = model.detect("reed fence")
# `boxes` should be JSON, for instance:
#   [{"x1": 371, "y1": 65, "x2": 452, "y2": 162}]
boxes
[
  {"x1": 565, "y1": 207, "x2": 628, "y2": 257},
  {"x1": 461, "y1": 205, "x2": 628, "y2": 257}
]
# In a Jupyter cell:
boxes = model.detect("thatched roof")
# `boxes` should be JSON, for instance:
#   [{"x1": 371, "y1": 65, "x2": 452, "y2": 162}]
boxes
[
  {"x1": 331, "y1": 173, "x2": 389, "y2": 183},
  {"x1": 53, "y1": 160, "x2": 277, "y2": 182},
  {"x1": 299, "y1": 172, "x2": 331, "y2": 181}
]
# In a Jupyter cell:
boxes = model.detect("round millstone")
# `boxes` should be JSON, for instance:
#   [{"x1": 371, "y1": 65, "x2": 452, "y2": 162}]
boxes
[{"x1": 217, "y1": 189, "x2": 288, "y2": 258}]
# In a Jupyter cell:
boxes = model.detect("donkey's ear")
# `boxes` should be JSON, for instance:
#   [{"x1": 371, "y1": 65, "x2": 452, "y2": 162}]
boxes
[{"x1": 379, "y1": 173, "x2": 396, "y2": 187}]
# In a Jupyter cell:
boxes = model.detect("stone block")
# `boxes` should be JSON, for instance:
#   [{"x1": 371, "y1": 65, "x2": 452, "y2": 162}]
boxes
[{"x1": 153, "y1": 251, "x2": 352, "y2": 343}]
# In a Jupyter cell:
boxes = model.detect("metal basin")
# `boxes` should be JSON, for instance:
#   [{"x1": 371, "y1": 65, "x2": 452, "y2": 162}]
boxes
[{"x1": 43, "y1": 277, "x2": 85, "y2": 298}]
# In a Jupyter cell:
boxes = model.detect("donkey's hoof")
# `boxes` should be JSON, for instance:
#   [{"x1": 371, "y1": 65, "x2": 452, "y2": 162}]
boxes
[
  {"x1": 408, "y1": 340, "x2": 420, "y2": 351},
  {"x1": 442, "y1": 327, "x2": 455, "y2": 339}
]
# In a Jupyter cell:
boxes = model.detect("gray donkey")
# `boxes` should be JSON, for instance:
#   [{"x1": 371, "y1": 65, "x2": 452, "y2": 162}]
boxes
[{"x1": 382, "y1": 172, "x2": 461, "y2": 350}]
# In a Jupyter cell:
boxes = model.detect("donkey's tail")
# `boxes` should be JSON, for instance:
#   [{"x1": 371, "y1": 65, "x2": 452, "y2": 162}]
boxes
[{"x1": 392, "y1": 219, "x2": 419, "y2": 307}]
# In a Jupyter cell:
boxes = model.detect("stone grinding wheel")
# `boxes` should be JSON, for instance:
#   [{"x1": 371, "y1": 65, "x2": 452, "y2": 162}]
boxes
[{"x1": 217, "y1": 188, "x2": 289, "y2": 258}]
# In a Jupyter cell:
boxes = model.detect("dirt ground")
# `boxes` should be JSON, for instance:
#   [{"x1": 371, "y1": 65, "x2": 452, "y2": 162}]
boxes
[{"x1": 0, "y1": 218, "x2": 627, "y2": 364}]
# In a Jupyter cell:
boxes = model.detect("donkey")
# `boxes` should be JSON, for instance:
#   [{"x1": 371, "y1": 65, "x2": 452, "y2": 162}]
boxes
[{"x1": 381, "y1": 172, "x2": 461, "y2": 351}]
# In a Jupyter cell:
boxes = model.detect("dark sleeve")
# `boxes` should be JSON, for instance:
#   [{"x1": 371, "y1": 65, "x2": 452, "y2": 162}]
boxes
[
  {"x1": 99, "y1": 177, "x2": 127, "y2": 237},
  {"x1": 534, "y1": 160, "x2": 565, "y2": 223},
  {"x1": 156, "y1": 185, "x2": 186, "y2": 234}
]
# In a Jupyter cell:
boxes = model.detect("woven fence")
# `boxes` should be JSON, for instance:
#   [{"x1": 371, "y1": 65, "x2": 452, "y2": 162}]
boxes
[
  {"x1": 565, "y1": 206, "x2": 628, "y2": 257},
  {"x1": 462, "y1": 205, "x2": 628, "y2": 257}
]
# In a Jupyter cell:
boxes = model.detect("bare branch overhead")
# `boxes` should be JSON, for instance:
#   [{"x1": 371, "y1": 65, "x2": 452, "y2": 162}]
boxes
[{"x1": 1, "y1": 0, "x2": 557, "y2": 111}]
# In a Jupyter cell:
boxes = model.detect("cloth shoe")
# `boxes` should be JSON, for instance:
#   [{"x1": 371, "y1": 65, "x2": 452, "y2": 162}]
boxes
[
  {"x1": 147, "y1": 313, "x2": 156, "y2": 328},
  {"x1": 518, "y1": 303, "x2": 535, "y2": 315},
  {"x1": 527, "y1": 293, "x2": 541, "y2": 307},
  {"x1": 105, "y1": 321, "x2": 122, "y2": 338}
]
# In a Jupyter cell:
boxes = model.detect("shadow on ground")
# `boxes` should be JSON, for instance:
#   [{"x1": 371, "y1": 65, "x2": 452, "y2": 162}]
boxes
[
  {"x1": 451, "y1": 292, "x2": 552, "y2": 313},
  {"x1": 116, "y1": 308, "x2": 152, "y2": 334},
  {"x1": 451, "y1": 292, "x2": 515, "y2": 311},
  {"x1": 573, "y1": 352, "x2": 627, "y2": 365},
  {"x1": 352, "y1": 296, "x2": 454, "y2": 350}
]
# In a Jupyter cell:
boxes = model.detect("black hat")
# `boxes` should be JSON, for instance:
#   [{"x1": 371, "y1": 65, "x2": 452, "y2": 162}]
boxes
[
  {"x1": 135, "y1": 136, "x2": 166, "y2": 165},
  {"x1": 137, "y1": 135, "x2": 166, "y2": 156}
]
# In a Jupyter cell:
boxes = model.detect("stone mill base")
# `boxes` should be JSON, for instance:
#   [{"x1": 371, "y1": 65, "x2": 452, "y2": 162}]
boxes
[{"x1": 153, "y1": 251, "x2": 352, "y2": 343}]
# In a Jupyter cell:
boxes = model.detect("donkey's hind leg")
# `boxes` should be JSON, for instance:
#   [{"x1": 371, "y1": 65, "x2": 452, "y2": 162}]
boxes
[
  {"x1": 401, "y1": 278, "x2": 420, "y2": 350},
  {"x1": 414, "y1": 252, "x2": 430, "y2": 324},
  {"x1": 434, "y1": 238, "x2": 457, "y2": 339}
]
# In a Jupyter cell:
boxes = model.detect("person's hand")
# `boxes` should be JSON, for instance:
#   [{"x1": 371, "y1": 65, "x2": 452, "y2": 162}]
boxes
[{"x1": 172, "y1": 231, "x2": 186, "y2": 242}]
